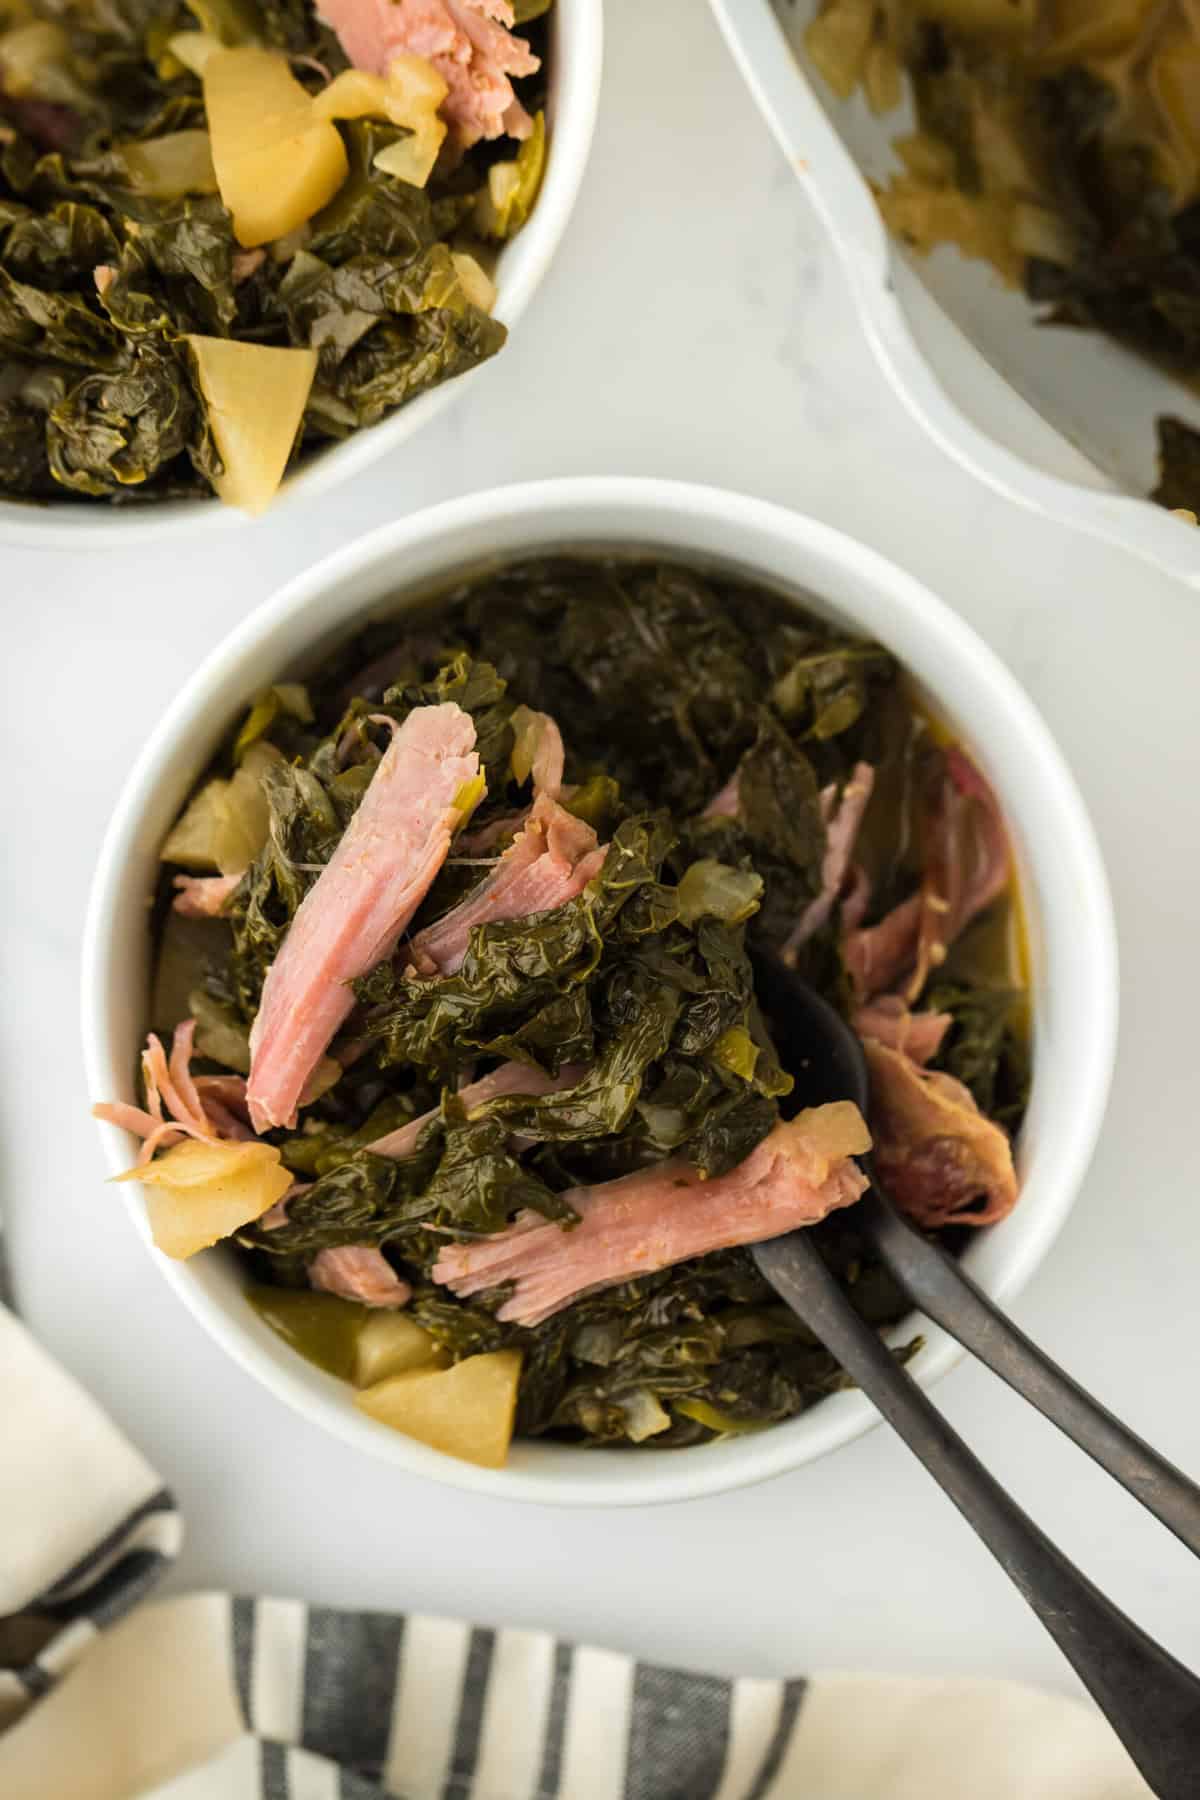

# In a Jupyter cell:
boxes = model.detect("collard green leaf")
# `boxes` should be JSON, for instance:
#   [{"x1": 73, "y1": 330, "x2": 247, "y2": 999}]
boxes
[
  {"x1": 307, "y1": 121, "x2": 436, "y2": 265},
  {"x1": 46, "y1": 340, "x2": 194, "y2": 493},
  {"x1": 736, "y1": 714, "x2": 824, "y2": 872},
  {"x1": 309, "y1": 304, "x2": 505, "y2": 436},
  {"x1": 925, "y1": 982, "x2": 1031, "y2": 1130},
  {"x1": 1, "y1": 201, "x2": 118, "y2": 287},
  {"x1": 0, "y1": 263, "x2": 123, "y2": 365},
  {"x1": 770, "y1": 641, "x2": 893, "y2": 740}
]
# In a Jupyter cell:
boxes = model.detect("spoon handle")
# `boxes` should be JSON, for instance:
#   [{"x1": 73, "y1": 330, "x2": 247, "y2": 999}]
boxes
[
  {"x1": 755, "y1": 1232, "x2": 1200, "y2": 1797},
  {"x1": 861, "y1": 1188, "x2": 1200, "y2": 1558}
]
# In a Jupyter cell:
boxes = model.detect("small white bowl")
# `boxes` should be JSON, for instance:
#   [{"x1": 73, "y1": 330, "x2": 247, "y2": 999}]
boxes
[
  {"x1": 82, "y1": 478, "x2": 1117, "y2": 1505},
  {"x1": 0, "y1": 2, "x2": 601, "y2": 550}
]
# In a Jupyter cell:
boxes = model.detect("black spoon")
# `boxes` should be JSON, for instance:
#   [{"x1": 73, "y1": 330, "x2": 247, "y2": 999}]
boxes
[{"x1": 751, "y1": 952, "x2": 1200, "y2": 1798}]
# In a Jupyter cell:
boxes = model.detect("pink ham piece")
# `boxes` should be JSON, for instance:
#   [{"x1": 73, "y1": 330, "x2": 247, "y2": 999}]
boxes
[
  {"x1": 511, "y1": 707, "x2": 565, "y2": 798},
  {"x1": 702, "y1": 771, "x2": 741, "y2": 820},
  {"x1": 457, "y1": 708, "x2": 565, "y2": 852},
  {"x1": 854, "y1": 995, "x2": 951, "y2": 1067},
  {"x1": 408, "y1": 794, "x2": 606, "y2": 978},
  {"x1": 172, "y1": 870, "x2": 243, "y2": 918},
  {"x1": 368, "y1": 1058, "x2": 586, "y2": 1157},
  {"x1": 433, "y1": 1103, "x2": 872, "y2": 1327},
  {"x1": 309, "y1": 1245, "x2": 412, "y2": 1308},
  {"x1": 316, "y1": 0, "x2": 539, "y2": 147},
  {"x1": 246, "y1": 702, "x2": 480, "y2": 1132},
  {"x1": 783, "y1": 761, "x2": 875, "y2": 960},
  {"x1": 910, "y1": 746, "x2": 1010, "y2": 1001},
  {"x1": 843, "y1": 890, "x2": 922, "y2": 1003},
  {"x1": 864, "y1": 1039, "x2": 1018, "y2": 1231},
  {"x1": 844, "y1": 748, "x2": 1010, "y2": 1003},
  {"x1": 93, "y1": 1021, "x2": 253, "y2": 1164}
]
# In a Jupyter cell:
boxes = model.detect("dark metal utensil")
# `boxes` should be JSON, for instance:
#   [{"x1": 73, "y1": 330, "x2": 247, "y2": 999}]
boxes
[{"x1": 751, "y1": 952, "x2": 1200, "y2": 1798}]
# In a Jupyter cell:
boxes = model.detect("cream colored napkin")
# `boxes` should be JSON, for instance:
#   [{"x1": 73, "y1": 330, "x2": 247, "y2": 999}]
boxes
[{"x1": 0, "y1": 1304, "x2": 1151, "y2": 1799}]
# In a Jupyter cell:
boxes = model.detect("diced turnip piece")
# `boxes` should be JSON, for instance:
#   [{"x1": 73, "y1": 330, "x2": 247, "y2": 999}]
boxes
[
  {"x1": 115, "y1": 1139, "x2": 291, "y2": 1260},
  {"x1": 185, "y1": 336, "x2": 318, "y2": 515},
  {"x1": 354, "y1": 1313, "x2": 448, "y2": 1387},
  {"x1": 203, "y1": 46, "x2": 348, "y2": 247},
  {"x1": 355, "y1": 1349, "x2": 522, "y2": 1467}
]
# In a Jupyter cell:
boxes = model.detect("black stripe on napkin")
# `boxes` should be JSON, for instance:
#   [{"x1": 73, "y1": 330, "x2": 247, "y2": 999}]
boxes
[
  {"x1": 301, "y1": 1606, "x2": 405, "y2": 1779},
  {"x1": 39, "y1": 1548, "x2": 168, "y2": 1630},
  {"x1": 622, "y1": 1661, "x2": 732, "y2": 1800},
  {"x1": 745, "y1": 1677, "x2": 806, "y2": 1799},
  {"x1": 232, "y1": 1594, "x2": 256, "y2": 1726},
  {"x1": 443, "y1": 1625, "x2": 495, "y2": 1799},
  {"x1": 261, "y1": 1739, "x2": 289, "y2": 1799},
  {"x1": 534, "y1": 1638, "x2": 574, "y2": 1798},
  {"x1": 339, "y1": 1767, "x2": 389, "y2": 1799},
  {"x1": 39, "y1": 1488, "x2": 176, "y2": 1604}
]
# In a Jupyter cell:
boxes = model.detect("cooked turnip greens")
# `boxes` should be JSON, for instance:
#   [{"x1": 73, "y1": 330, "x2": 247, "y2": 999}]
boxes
[
  {"x1": 0, "y1": 0, "x2": 548, "y2": 509},
  {"x1": 807, "y1": 0, "x2": 1200, "y2": 515},
  {"x1": 98, "y1": 559, "x2": 1030, "y2": 1465}
]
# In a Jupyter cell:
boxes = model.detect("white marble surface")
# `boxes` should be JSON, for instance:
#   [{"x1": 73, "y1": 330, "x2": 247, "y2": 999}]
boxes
[{"x1": 4, "y1": 0, "x2": 1200, "y2": 1710}]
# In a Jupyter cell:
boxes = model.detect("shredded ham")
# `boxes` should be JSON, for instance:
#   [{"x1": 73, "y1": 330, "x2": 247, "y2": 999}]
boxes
[
  {"x1": 841, "y1": 860, "x2": 872, "y2": 932},
  {"x1": 843, "y1": 890, "x2": 923, "y2": 1002},
  {"x1": 408, "y1": 794, "x2": 607, "y2": 978},
  {"x1": 702, "y1": 771, "x2": 741, "y2": 820},
  {"x1": 92, "y1": 1021, "x2": 253, "y2": 1164},
  {"x1": 844, "y1": 748, "x2": 1010, "y2": 1003},
  {"x1": 434, "y1": 1104, "x2": 871, "y2": 1326},
  {"x1": 172, "y1": 870, "x2": 243, "y2": 918},
  {"x1": 316, "y1": 0, "x2": 538, "y2": 147},
  {"x1": 784, "y1": 761, "x2": 875, "y2": 959},
  {"x1": 309, "y1": 1245, "x2": 412, "y2": 1308},
  {"x1": 458, "y1": 709, "x2": 565, "y2": 851},
  {"x1": 854, "y1": 995, "x2": 951, "y2": 1067},
  {"x1": 521, "y1": 710, "x2": 565, "y2": 798},
  {"x1": 368, "y1": 1059, "x2": 586, "y2": 1157},
  {"x1": 863, "y1": 1039, "x2": 1018, "y2": 1231},
  {"x1": 246, "y1": 702, "x2": 479, "y2": 1132}
]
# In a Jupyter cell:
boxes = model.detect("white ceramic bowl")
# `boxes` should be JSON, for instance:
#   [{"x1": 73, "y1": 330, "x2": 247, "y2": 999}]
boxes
[
  {"x1": 82, "y1": 477, "x2": 1117, "y2": 1505},
  {"x1": 709, "y1": 0, "x2": 1200, "y2": 589},
  {"x1": 0, "y1": 2, "x2": 601, "y2": 550}
]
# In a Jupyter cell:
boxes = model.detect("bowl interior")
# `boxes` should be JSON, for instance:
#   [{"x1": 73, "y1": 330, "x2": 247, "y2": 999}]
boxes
[
  {"x1": 0, "y1": 0, "x2": 601, "y2": 549},
  {"x1": 84, "y1": 480, "x2": 1116, "y2": 1503}
]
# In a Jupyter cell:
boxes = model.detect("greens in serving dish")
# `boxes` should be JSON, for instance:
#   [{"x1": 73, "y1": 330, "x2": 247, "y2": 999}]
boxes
[
  {"x1": 0, "y1": 0, "x2": 549, "y2": 511},
  {"x1": 806, "y1": 0, "x2": 1200, "y2": 516},
  {"x1": 96, "y1": 558, "x2": 1030, "y2": 1467}
]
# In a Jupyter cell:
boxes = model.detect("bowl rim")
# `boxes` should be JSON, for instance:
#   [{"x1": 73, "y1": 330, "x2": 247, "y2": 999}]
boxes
[
  {"x1": 707, "y1": 0, "x2": 1200, "y2": 592},
  {"x1": 81, "y1": 475, "x2": 1119, "y2": 1506},
  {"x1": 0, "y1": 0, "x2": 603, "y2": 550}
]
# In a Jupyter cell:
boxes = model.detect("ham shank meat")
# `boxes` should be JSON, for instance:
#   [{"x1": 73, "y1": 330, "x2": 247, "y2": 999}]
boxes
[
  {"x1": 316, "y1": 0, "x2": 539, "y2": 147},
  {"x1": 246, "y1": 702, "x2": 479, "y2": 1132},
  {"x1": 434, "y1": 1104, "x2": 871, "y2": 1326},
  {"x1": 408, "y1": 794, "x2": 606, "y2": 978}
]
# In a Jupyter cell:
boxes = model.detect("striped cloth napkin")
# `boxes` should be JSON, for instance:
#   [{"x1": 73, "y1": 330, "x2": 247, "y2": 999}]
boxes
[{"x1": 0, "y1": 1286, "x2": 1151, "y2": 1800}]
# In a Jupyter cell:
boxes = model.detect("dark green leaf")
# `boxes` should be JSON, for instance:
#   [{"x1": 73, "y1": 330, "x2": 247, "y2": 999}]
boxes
[{"x1": 46, "y1": 340, "x2": 194, "y2": 494}]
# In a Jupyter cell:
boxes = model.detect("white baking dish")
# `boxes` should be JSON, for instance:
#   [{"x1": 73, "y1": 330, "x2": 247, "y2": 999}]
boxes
[{"x1": 710, "y1": 0, "x2": 1200, "y2": 587}]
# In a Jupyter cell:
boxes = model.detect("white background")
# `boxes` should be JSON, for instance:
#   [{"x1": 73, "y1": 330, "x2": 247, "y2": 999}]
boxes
[{"x1": 4, "y1": 0, "x2": 1200, "y2": 1707}]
